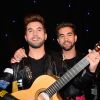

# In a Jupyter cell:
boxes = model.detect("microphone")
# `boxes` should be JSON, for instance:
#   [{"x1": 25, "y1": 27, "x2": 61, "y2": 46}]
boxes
[{"x1": 0, "y1": 68, "x2": 13, "y2": 89}]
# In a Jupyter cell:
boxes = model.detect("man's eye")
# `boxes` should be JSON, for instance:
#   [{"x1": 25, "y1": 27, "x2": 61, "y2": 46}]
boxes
[
  {"x1": 59, "y1": 35, "x2": 64, "y2": 38},
  {"x1": 68, "y1": 34, "x2": 72, "y2": 36},
  {"x1": 28, "y1": 30, "x2": 32, "y2": 32},
  {"x1": 38, "y1": 29, "x2": 42, "y2": 31}
]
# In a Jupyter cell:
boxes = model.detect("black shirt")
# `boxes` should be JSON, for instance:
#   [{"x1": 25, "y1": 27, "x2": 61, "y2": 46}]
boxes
[{"x1": 28, "y1": 56, "x2": 46, "y2": 81}]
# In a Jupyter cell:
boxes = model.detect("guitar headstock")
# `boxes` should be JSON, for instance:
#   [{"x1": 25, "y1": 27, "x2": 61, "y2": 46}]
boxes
[{"x1": 95, "y1": 41, "x2": 100, "y2": 53}]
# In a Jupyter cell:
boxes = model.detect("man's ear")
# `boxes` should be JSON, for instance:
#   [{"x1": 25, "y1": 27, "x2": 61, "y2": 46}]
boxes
[
  {"x1": 75, "y1": 35, "x2": 77, "y2": 42},
  {"x1": 24, "y1": 35, "x2": 27, "y2": 41},
  {"x1": 45, "y1": 33, "x2": 47, "y2": 40},
  {"x1": 57, "y1": 38, "x2": 60, "y2": 44}
]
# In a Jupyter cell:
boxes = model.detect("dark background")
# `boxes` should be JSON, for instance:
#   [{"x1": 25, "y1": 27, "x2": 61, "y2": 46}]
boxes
[{"x1": 0, "y1": 0, "x2": 100, "y2": 71}]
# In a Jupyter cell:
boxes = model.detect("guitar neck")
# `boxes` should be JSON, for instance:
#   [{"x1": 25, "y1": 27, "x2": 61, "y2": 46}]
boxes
[{"x1": 45, "y1": 56, "x2": 89, "y2": 97}]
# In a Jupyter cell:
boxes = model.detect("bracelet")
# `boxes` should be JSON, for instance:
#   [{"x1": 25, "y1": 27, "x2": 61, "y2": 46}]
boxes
[{"x1": 0, "y1": 90, "x2": 8, "y2": 97}]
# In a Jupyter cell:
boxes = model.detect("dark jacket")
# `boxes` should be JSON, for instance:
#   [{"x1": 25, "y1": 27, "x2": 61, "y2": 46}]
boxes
[
  {"x1": 0, "y1": 52, "x2": 96, "y2": 100},
  {"x1": 51, "y1": 51, "x2": 96, "y2": 100},
  {"x1": 12, "y1": 55, "x2": 56, "y2": 89},
  {"x1": 0, "y1": 54, "x2": 56, "y2": 99}
]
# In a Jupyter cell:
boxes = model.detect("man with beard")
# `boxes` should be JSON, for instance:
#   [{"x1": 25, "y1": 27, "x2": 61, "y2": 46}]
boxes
[
  {"x1": 0, "y1": 13, "x2": 58, "y2": 100},
  {"x1": 10, "y1": 22, "x2": 100, "y2": 100},
  {"x1": 54, "y1": 22, "x2": 100, "y2": 100}
]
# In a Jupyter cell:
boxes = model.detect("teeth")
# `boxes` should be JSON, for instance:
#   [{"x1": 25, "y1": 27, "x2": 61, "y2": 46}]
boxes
[
  {"x1": 64, "y1": 42, "x2": 69, "y2": 45},
  {"x1": 33, "y1": 39, "x2": 37, "y2": 40},
  {"x1": 32, "y1": 38, "x2": 38, "y2": 41}
]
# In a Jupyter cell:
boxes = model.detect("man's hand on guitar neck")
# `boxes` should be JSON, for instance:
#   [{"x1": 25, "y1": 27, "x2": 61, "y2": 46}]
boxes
[{"x1": 87, "y1": 49, "x2": 100, "y2": 73}]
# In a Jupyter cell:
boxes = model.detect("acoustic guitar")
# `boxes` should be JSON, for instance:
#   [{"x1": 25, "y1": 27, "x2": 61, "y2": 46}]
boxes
[{"x1": 11, "y1": 41, "x2": 100, "y2": 100}]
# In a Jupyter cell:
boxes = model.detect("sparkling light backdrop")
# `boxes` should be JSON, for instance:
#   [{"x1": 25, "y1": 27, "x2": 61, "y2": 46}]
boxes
[{"x1": 0, "y1": 0, "x2": 99, "y2": 70}]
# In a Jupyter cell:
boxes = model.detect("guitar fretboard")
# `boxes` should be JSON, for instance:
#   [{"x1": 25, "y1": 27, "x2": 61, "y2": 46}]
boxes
[{"x1": 45, "y1": 56, "x2": 89, "y2": 97}]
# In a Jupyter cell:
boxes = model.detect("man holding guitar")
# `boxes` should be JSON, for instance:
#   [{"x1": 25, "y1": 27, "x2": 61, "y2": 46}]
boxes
[
  {"x1": 55, "y1": 22, "x2": 100, "y2": 100},
  {"x1": 0, "y1": 13, "x2": 57, "y2": 100},
  {"x1": 0, "y1": 15, "x2": 100, "y2": 100}
]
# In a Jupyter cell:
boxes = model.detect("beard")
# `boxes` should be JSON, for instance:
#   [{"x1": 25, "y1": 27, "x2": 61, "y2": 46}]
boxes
[
  {"x1": 27, "y1": 39, "x2": 45, "y2": 48},
  {"x1": 60, "y1": 41, "x2": 75, "y2": 51}
]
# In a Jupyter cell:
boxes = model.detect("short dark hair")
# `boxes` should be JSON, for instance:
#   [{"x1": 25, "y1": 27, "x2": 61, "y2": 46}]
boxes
[
  {"x1": 24, "y1": 13, "x2": 46, "y2": 32},
  {"x1": 56, "y1": 22, "x2": 76, "y2": 37}
]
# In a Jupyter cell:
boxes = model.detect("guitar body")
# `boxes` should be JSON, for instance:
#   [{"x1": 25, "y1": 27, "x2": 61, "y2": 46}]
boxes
[{"x1": 11, "y1": 75, "x2": 62, "y2": 100}]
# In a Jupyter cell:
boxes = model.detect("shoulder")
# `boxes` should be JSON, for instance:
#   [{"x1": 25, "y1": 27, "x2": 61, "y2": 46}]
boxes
[
  {"x1": 46, "y1": 51, "x2": 62, "y2": 61},
  {"x1": 11, "y1": 57, "x2": 30, "y2": 69}
]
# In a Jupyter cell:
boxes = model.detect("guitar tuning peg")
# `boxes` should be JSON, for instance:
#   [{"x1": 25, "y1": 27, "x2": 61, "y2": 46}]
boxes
[{"x1": 94, "y1": 41, "x2": 100, "y2": 52}]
